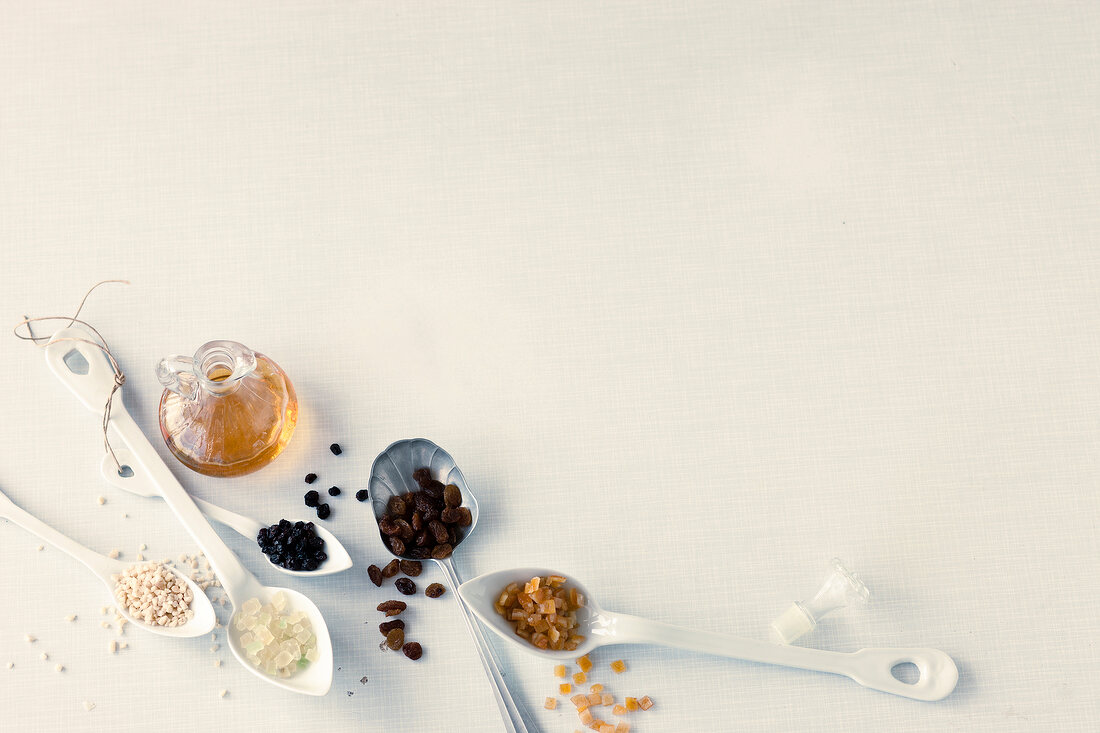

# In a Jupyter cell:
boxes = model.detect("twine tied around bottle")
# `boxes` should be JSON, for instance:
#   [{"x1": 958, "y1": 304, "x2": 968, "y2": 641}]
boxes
[{"x1": 13, "y1": 280, "x2": 130, "y2": 474}]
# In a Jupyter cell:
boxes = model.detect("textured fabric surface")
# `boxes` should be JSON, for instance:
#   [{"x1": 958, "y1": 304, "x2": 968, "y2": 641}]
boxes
[{"x1": 1, "y1": 2, "x2": 1098, "y2": 731}]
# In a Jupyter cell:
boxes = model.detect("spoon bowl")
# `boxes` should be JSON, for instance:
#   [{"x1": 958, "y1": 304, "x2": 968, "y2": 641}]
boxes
[
  {"x1": 368, "y1": 439, "x2": 531, "y2": 732},
  {"x1": 224, "y1": 583, "x2": 333, "y2": 696},
  {"x1": 99, "y1": 450, "x2": 353, "y2": 577},
  {"x1": 0, "y1": 487, "x2": 216, "y2": 639},
  {"x1": 459, "y1": 567, "x2": 960, "y2": 702}
]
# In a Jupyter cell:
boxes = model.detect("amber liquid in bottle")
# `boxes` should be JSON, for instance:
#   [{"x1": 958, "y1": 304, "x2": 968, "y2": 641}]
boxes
[{"x1": 158, "y1": 344, "x2": 298, "y2": 478}]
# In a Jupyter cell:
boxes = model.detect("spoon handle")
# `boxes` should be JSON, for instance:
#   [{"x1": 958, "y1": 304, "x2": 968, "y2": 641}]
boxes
[
  {"x1": 607, "y1": 612, "x2": 958, "y2": 701},
  {"x1": 437, "y1": 558, "x2": 535, "y2": 733},
  {"x1": 0, "y1": 488, "x2": 116, "y2": 579}
]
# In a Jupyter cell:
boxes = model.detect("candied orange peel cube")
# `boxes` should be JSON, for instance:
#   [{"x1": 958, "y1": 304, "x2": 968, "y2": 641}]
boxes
[
  {"x1": 587, "y1": 692, "x2": 602, "y2": 705},
  {"x1": 638, "y1": 696, "x2": 654, "y2": 710},
  {"x1": 554, "y1": 664, "x2": 567, "y2": 678},
  {"x1": 544, "y1": 697, "x2": 557, "y2": 710},
  {"x1": 612, "y1": 705, "x2": 627, "y2": 716},
  {"x1": 577, "y1": 655, "x2": 593, "y2": 673},
  {"x1": 560, "y1": 683, "x2": 572, "y2": 694},
  {"x1": 573, "y1": 672, "x2": 587, "y2": 684},
  {"x1": 590, "y1": 684, "x2": 603, "y2": 693},
  {"x1": 579, "y1": 709, "x2": 594, "y2": 725},
  {"x1": 624, "y1": 697, "x2": 638, "y2": 711},
  {"x1": 614, "y1": 723, "x2": 631, "y2": 733},
  {"x1": 601, "y1": 693, "x2": 614, "y2": 706},
  {"x1": 571, "y1": 694, "x2": 588, "y2": 708},
  {"x1": 610, "y1": 659, "x2": 626, "y2": 674}
]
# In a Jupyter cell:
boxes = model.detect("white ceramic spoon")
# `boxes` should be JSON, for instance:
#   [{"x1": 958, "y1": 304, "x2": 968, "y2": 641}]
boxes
[
  {"x1": 44, "y1": 327, "x2": 333, "y2": 696},
  {"x1": 460, "y1": 568, "x2": 960, "y2": 703},
  {"x1": 368, "y1": 438, "x2": 535, "y2": 733},
  {"x1": 97, "y1": 450, "x2": 352, "y2": 578},
  {"x1": 0, "y1": 487, "x2": 216, "y2": 638}
]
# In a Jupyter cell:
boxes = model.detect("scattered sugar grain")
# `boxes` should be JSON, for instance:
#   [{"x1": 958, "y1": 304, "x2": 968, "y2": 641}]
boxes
[
  {"x1": 119, "y1": 642, "x2": 128, "y2": 649},
  {"x1": 54, "y1": 664, "x2": 64, "y2": 672},
  {"x1": 82, "y1": 701, "x2": 95, "y2": 712},
  {"x1": 39, "y1": 652, "x2": 48, "y2": 661},
  {"x1": 139, "y1": 543, "x2": 146, "y2": 551},
  {"x1": 96, "y1": 496, "x2": 105, "y2": 505},
  {"x1": 25, "y1": 634, "x2": 36, "y2": 643},
  {"x1": 218, "y1": 689, "x2": 228, "y2": 698},
  {"x1": 213, "y1": 659, "x2": 221, "y2": 668},
  {"x1": 210, "y1": 644, "x2": 219, "y2": 652},
  {"x1": 6, "y1": 662, "x2": 12, "y2": 669},
  {"x1": 65, "y1": 614, "x2": 76, "y2": 622},
  {"x1": 36, "y1": 545, "x2": 44, "y2": 551},
  {"x1": 108, "y1": 641, "x2": 117, "y2": 654},
  {"x1": 108, "y1": 550, "x2": 119, "y2": 559}
]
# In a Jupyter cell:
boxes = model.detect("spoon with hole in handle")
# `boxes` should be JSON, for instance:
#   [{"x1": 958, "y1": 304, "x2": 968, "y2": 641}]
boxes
[
  {"x1": 97, "y1": 450, "x2": 352, "y2": 578},
  {"x1": 44, "y1": 327, "x2": 333, "y2": 696},
  {"x1": 460, "y1": 568, "x2": 959, "y2": 702},
  {"x1": 0, "y1": 487, "x2": 216, "y2": 638},
  {"x1": 368, "y1": 438, "x2": 535, "y2": 733}
]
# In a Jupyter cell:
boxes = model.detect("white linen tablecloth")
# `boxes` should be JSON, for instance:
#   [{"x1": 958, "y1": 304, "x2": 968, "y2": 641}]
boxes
[{"x1": 1, "y1": 2, "x2": 1098, "y2": 731}]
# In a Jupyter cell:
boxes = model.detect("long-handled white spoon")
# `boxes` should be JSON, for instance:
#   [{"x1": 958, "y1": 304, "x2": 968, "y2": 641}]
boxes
[
  {"x1": 97, "y1": 450, "x2": 352, "y2": 578},
  {"x1": 44, "y1": 327, "x2": 333, "y2": 696},
  {"x1": 460, "y1": 568, "x2": 959, "y2": 702},
  {"x1": 0, "y1": 487, "x2": 216, "y2": 638},
  {"x1": 368, "y1": 438, "x2": 535, "y2": 733}
]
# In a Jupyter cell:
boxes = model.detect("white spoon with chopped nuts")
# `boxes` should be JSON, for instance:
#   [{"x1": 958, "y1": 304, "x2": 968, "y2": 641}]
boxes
[
  {"x1": 44, "y1": 327, "x2": 333, "y2": 696},
  {"x1": 0, "y1": 487, "x2": 216, "y2": 638},
  {"x1": 459, "y1": 568, "x2": 959, "y2": 702}
]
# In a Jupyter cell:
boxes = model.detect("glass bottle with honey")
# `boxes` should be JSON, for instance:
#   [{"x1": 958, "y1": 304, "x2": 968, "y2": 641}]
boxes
[{"x1": 156, "y1": 340, "x2": 298, "y2": 477}]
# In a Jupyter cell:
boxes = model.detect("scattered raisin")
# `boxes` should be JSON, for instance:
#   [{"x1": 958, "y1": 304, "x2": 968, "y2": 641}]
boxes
[
  {"x1": 330, "y1": 443, "x2": 342, "y2": 455},
  {"x1": 316, "y1": 503, "x2": 331, "y2": 520},
  {"x1": 387, "y1": 536, "x2": 405, "y2": 555},
  {"x1": 305, "y1": 473, "x2": 318, "y2": 484},
  {"x1": 430, "y1": 543, "x2": 453, "y2": 559},
  {"x1": 402, "y1": 642, "x2": 423, "y2": 660},
  {"x1": 328, "y1": 486, "x2": 341, "y2": 497},
  {"x1": 376, "y1": 600, "x2": 406, "y2": 616},
  {"x1": 381, "y1": 559, "x2": 400, "y2": 578},
  {"x1": 379, "y1": 619, "x2": 404, "y2": 635},
  {"x1": 355, "y1": 489, "x2": 368, "y2": 502},
  {"x1": 399, "y1": 560, "x2": 422, "y2": 577},
  {"x1": 304, "y1": 490, "x2": 320, "y2": 508},
  {"x1": 412, "y1": 467, "x2": 431, "y2": 487},
  {"x1": 385, "y1": 628, "x2": 405, "y2": 651},
  {"x1": 425, "y1": 583, "x2": 446, "y2": 598},
  {"x1": 367, "y1": 565, "x2": 383, "y2": 587},
  {"x1": 395, "y1": 578, "x2": 416, "y2": 595},
  {"x1": 444, "y1": 484, "x2": 462, "y2": 507}
]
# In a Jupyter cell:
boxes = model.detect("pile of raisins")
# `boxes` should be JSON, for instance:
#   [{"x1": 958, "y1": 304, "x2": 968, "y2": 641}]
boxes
[{"x1": 377, "y1": 467, "x2": 472, "y2": 559}]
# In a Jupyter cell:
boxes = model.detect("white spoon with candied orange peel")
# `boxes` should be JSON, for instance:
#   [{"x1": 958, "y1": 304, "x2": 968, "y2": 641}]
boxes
[
  {"x1": 459, "y1": 568, "x2": 960, "y2": 702},
  {"x1": 0, "y1": 487, "x2": 216, "y2": 638}
]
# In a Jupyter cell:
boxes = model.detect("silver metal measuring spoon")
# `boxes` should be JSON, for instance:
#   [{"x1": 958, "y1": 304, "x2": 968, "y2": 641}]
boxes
[
  {"x1": 368, "y1": 438, "x2": 533, "y2": 733},
  {"x1": 98, "y1": 450, "x2": 352, "y2": 578},
  {"x1": 460, "y1": 567, "x2": 960, "y2": 702}
]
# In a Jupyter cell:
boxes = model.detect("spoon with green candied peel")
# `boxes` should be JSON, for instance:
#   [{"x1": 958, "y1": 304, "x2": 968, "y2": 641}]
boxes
[{"x1": 368, "y1": 438, "x2": 534, "y2": 733}]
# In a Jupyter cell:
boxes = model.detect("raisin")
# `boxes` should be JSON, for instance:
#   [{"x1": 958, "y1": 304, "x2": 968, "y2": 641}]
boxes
[
  {"x1": 376, "y1": 600, "x2": 406, "y2": 616},
  {"x1": 399, "y1": 560, "x2": 422, "y2": 577},
  {"x1": 422, "y1": 507, "x2": 439, "y2": 523},
  {"x1": 402, "y1": 642, "x2": 423, "y2": 660},
  {"x1": 378, "y1": 517, "x2": 399, "y2": 536},
  {"x1": 413, "y1": 492, "x2": 434, "y2": 514},
  {"x1": 355, "y1": 489, "x2": 368, "y2": 501},
  {"x1": 430, "y1": 543, "x2": 453, "y2": 559},
  {"x1": 444, "y1": 484, "x2": 462, "y2": 507},
  {"x1": 381, "y1": 559, "x2": 400, "y2": 578},
  {"x1": 379, "y1": 619, "x2": 404, "y2": 635},
  {"x1": 449, "y1": 525, "x2": 460, "y2": 545},
  {"x1": 457, "y1": 507, "x2": 472, "y2": 527},
  {"x1": 395, "y1": 577, "x2": 416, "y2": 595},
  {"x1": 328, "y1": 486, "x2": 341, "y2": 497},
  {"x1": 441, "y1": 507, "x2": 462, "y2": 524},
  {"x1": 388, "y1": 496, "x2": 406, "y2": 516},
  {"x1": 415, "y1": 530, "x2": 430, "y2": 547},
  {"x1": 304, "y1": 490, "x2": 320, "y2": 508},
  {"x1": 412, "y1": 467, "x2": 431, "y2": 487},
  {"x1": 411, "y1": 511, "x2": 422, "y2": 531},
  {"x1": 400, "y1": 494, "x2": 417, "y2": 513},
  {"x1": 428, "y1": 520, "x2": 449, "y2": 544},
  {"x1": 423, "y1": 480, "x2": 445, "y2": 501},
  {"x1": 425, "y1": 583, "x2": 446, "y2": 598},
  {"x1": 407, "y1": 547, "x2": 430, "y2": 559},
  {"x1": 387, "y1": 536, "x2": 405, "y2": 555},
  {"x1": 330, "y1": 443, "x2": 342, "y2": 455},
  {"x1": 367, "y1": 565, "x2": 383, "y2": 587},
  {"x1": 394, "y1": 518, "x2": 414, "y2": 540},
  {"x1": 316, "y1": 503, "x2": 331, "y2": 520},
  {"x1": 385, "y1": 628, "x2": 405, "y2": 650},
  {"x1": 305, "y1": 473, "x2": 318, "y2": 484}
]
